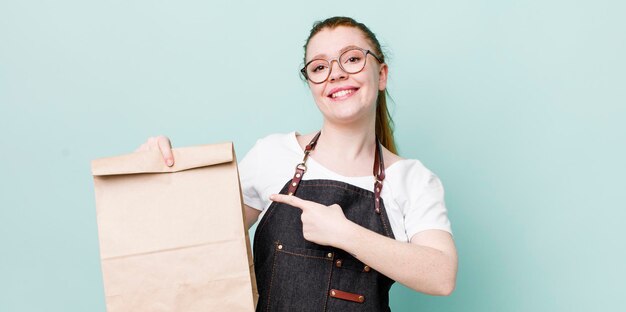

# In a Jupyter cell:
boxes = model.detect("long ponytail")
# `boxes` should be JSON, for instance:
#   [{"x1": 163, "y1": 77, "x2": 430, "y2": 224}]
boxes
[{"x1": 375, "y1": 90, "x2": 397, "y2": 154}]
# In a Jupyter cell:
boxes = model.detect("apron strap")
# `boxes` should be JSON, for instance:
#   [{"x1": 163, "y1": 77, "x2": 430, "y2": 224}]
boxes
[
  {"x1": 286, "y1": 131, "x2": 321, "y2": 195},
  {"x1": 287, "y1": 130, "x2": 385, "y2": 214},
  {"x1": 373, "y1": 138, "x2": 385, "y2": 214}
]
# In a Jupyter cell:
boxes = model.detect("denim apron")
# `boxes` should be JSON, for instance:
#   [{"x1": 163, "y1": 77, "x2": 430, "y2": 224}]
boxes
[{"x1": 253, "y1": 131, "x2": 396, "y2": 312}]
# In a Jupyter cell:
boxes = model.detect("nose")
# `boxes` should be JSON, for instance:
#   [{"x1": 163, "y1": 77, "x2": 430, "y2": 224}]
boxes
[{"x1": 328, "y1": 59, "x2": 347, "y2": 82}]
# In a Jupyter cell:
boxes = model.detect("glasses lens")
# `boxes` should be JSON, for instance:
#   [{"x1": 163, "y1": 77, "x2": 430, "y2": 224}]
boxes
[
  {"x1": 339, "y1": 49, "x2": 366, "y2": 74},
  {"x1": 306, "y1": 60, "x2": 330, "y2": 83}
]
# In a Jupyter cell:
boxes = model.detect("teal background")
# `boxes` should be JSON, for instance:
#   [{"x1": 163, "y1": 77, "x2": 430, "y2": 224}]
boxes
[{"x1": 1, "y1": 0, "x2": 624, "y2": 311}]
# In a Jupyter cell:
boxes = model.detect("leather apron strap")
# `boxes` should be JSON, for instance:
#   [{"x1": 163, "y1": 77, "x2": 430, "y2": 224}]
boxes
[{"x1": 287, "y1": 130, "x2": 386, "y2": 214}]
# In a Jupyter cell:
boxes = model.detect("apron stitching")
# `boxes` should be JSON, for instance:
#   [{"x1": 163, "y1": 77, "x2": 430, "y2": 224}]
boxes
[
  {"x1": 377, "y1": 205, "x2": 394, "y2": 238},
  {"x1": 323, "y1": 259, "x2": 334, "y2": 312},
  {"x1": 277, "y1": 249, "x2": 334, "y2": 261},
  {"x1": 265, "y1": 242, "x2": 279, "y2": 312},
  {"x1": 379, "y1": 213, "x2": 392, "y2": 238},
  {"x1": 300, "y1": 183, "x2": 374, "y2": 198}
]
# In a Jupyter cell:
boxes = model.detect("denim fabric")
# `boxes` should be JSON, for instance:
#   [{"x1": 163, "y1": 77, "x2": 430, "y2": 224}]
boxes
[{"x1": 253, "y1": 179, "x2": 396, "y2": 312}]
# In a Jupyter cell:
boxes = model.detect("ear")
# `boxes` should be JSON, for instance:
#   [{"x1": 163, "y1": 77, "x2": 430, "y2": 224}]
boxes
[{"x1": 378, "y1": 63, "x2": 388, "y2": 91}]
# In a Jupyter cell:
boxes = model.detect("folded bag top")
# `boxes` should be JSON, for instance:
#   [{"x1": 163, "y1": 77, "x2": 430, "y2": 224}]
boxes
[{"x1": 91, "y1": 142, "x2": 234, "y2": 176}]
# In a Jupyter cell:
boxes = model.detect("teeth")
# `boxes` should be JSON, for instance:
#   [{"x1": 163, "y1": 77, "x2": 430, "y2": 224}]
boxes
[{"x1": 331, "y1": 89, "x2": 354, "y2": 98}]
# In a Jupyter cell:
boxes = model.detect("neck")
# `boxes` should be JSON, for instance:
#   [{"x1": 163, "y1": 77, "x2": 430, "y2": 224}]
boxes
[{"x1": 317, "y1": 116, "x2": 377, "y2": 161}]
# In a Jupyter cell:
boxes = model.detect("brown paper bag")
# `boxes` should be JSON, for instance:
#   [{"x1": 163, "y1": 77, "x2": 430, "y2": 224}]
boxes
[{"x1": 91, "y1": 142, "x2": 258, "y2": 311}]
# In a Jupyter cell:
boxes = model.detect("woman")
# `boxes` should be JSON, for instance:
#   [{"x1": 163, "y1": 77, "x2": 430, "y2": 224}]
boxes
[{"x1": 137, "y1": 16, "x2": 457, "y2": 311}]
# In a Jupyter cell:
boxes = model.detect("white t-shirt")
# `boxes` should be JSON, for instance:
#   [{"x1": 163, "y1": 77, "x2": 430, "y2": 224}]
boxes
[{"x1": 238, "y1": 131, "x2": 452, "y2": 242}]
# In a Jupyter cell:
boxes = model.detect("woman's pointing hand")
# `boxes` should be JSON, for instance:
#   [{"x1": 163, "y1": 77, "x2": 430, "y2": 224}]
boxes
[{"x1": 269, "y1": 194, "x2": 353, "y2": 247}]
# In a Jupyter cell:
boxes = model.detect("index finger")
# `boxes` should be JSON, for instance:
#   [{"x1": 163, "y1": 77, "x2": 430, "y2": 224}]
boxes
[
  {"x1": 157, "y1": 136, "x2": 174, "y2": 166},
  {"x1": 270, "y1": 194, "x2": 318, "y2": 210}
]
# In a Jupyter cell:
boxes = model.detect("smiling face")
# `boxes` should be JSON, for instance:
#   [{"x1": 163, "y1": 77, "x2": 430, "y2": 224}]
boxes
[{"x1": 304, "y1": 26, "x2": 388, "y2": 125}]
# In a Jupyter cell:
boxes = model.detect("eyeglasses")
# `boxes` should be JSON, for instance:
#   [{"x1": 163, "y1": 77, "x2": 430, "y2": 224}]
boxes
[{"x1": 301, "y1": 48, "x2": 383, "y2": 84}]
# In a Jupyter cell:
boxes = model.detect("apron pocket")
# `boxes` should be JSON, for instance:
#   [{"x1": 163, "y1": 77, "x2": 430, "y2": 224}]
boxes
[{"x1": 266, "y1": 242, "x2": 334, "y2": 312}]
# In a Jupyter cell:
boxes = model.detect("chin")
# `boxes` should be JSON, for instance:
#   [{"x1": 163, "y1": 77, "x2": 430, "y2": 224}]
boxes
[
  {"x1": 321, "y1": 106, "x2": 373, "y2": 124},
  {"x1": 315, "y1": 94, "x2": 376, "y2": 122}
]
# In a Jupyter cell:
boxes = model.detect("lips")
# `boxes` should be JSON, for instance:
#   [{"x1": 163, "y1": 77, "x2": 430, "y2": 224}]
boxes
[{"x1": 328, "y1": 86, "x2": 359, "y2": 100}]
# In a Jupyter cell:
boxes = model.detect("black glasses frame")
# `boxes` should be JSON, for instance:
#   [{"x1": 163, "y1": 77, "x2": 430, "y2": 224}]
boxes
[{"x1": 300, "y1": 48, "x2": 383, "y2": 84}]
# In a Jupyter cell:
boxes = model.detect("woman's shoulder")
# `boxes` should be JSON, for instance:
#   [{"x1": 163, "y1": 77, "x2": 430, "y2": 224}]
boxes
[
  {"x1": 385, "y1": 152, "x2": 439, "y2": 188},
  {"x1": 381, "y1": 144, "x2": 428, "y2": 175},
  {"x1": 381, "y1": 146, "x2": 405, "y2": 171}
]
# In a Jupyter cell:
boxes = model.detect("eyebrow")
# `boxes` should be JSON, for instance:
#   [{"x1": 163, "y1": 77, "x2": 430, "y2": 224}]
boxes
[{"x1": 308, "y1": 45, "x2": 363, "y2": 62}]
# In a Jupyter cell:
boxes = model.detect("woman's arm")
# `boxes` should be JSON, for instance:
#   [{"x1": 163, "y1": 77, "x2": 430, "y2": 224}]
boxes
[
  {"x1": 244, "y1": 205, "x2": 261, "y2": 230},
  {"x1": 269, "y1": 194, "x2": 457, "y2": 296},
  {"x1": 339, "y1": 224, "x2": 457, "y2": 296}
]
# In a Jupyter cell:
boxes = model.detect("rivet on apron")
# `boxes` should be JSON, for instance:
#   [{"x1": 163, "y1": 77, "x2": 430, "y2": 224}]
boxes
[
  {"x1": 358, "y1": 295, "x2": 365, "y2": 302},
  {"x1": 327, "y1": 252, "x2": 333, "y2": 259},
  {"x1": 331, "y1": 290, "x2": 336, "y2": 296},
  {"x1": 277, "y1": 244, "x2": 283, "y2": 250},
  {"x1": 363, "y1": 265, "x2": 371, "y2": 272},
  {"x1": 335, "y1": 259, "x2": 342, "y2": 267}
]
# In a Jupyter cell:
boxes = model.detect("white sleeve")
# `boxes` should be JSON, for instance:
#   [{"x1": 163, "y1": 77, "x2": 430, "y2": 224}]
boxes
[
  {"x1": 237, "y1": 139, "x2": 265, "y2": 211},
  {"x1": 404, "y1": 167, "x2": 452, "y2": 241}
]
